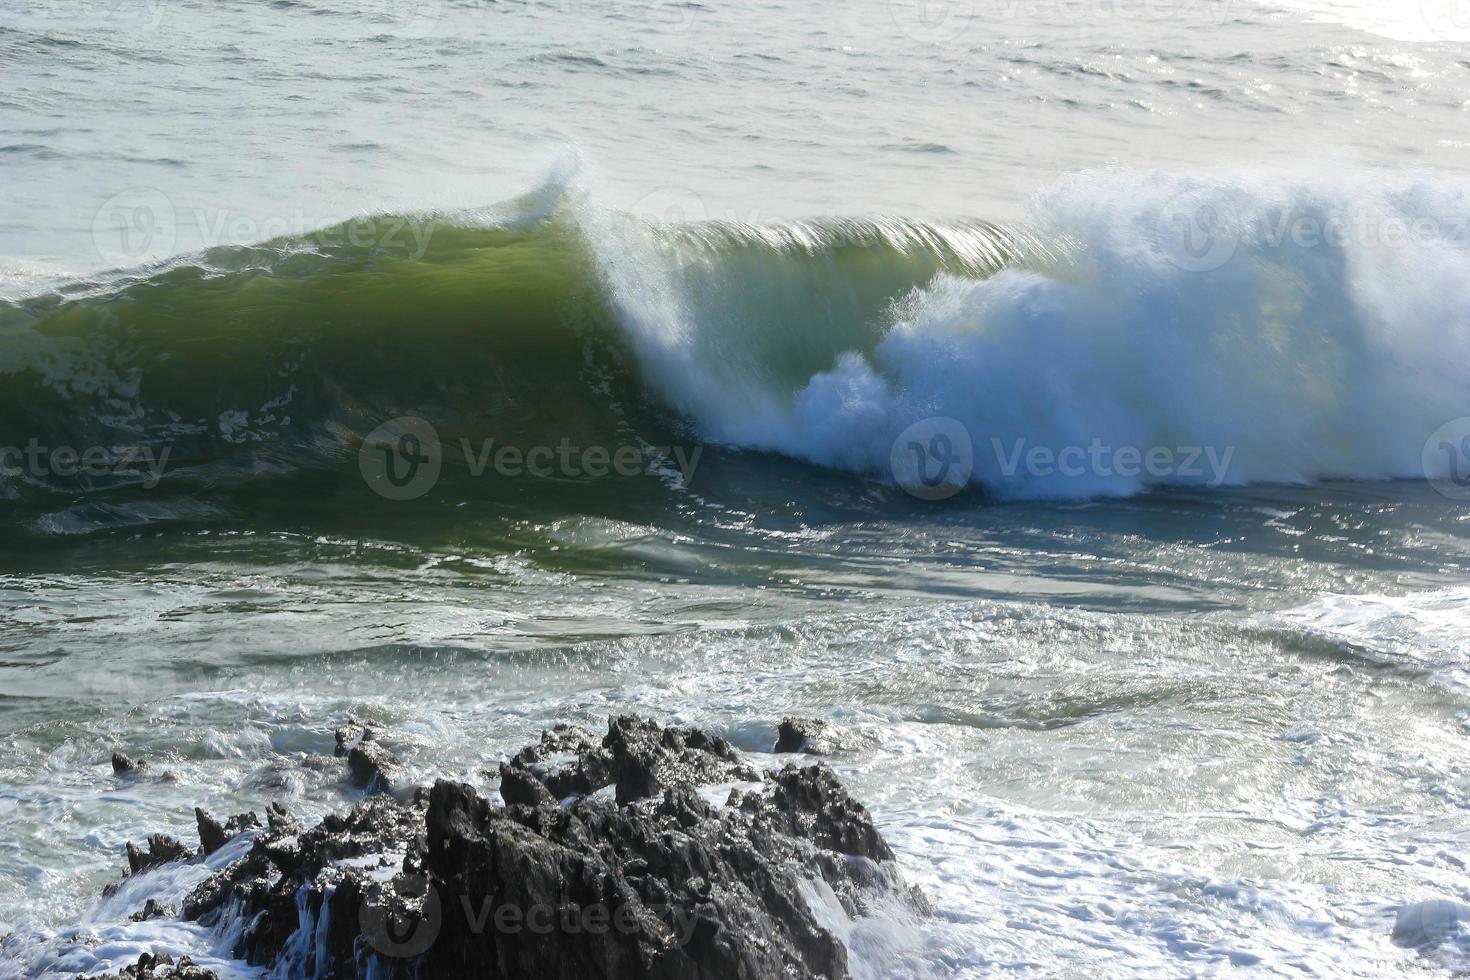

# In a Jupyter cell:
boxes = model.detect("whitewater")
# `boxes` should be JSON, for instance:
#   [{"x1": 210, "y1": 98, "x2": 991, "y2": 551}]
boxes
[{"x1": 3, "y1": 0, "x2": 1470, "y2": 977}]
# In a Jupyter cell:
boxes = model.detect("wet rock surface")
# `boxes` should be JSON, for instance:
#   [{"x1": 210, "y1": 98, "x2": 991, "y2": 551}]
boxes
[
  {"x1": 82, "y1": 951, "x2": 218, "y2": 979},
  {"x1": 111, "y1": 751, "x2": 180, "y2": 784},
  {"x1": 775, "y1": 717, "x2": 837, "y2": 755},
  {"x1": 113, "y1": 717, "x2": 925, "y2": 980},
  {"x1": 128, "y1": 899, "x2": 178, "y2": 923},
  {"x1": 340, "y1": 726, "x2": 407, "y2": 794},
  {"x1": 194, "y1": 807, "x2": 261, "y2": 856},
  {"x1": 124, "y1": 835, "x2": 192, "y2": 877}
]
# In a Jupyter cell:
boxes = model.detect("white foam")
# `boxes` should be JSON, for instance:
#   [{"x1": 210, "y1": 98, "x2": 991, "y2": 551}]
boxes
[
  {"x1": 0, "y1": 843, "x2": 258, "y2": 980},
  {"x1": 881, "y1": 805, "x2": 1434, "y2": 977},
  {"x1": 1274, "y1": 585, "x2": 1470, "y2": 684},
  {"x1": 597, "y1": 169, "x2": 1470, "y2": 500},
  {"x1": 1255, "y1": 0, "x2": 1470, "y2": 43}
]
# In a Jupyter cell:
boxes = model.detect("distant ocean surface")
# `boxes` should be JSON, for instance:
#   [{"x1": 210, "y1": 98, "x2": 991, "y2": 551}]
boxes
[{"x1": 3, "y1": 0, "x2": 1470, "y2": 976}]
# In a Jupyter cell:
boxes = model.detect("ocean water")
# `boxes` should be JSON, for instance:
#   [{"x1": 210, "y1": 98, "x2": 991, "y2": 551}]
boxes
[{"x1": 3, "y1": 0, "x2": 1470, "y2": 977}]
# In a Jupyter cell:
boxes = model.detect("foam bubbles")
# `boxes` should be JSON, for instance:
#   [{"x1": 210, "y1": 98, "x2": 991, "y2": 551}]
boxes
[{"x1": 601, "y1": 169, "x2": 1470, "y2": 500}]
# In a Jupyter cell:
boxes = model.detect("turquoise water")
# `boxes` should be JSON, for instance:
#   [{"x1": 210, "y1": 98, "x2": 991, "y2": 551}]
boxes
[{"x1": 3, "y1": 1, "x2": 1470, "y2": 976}]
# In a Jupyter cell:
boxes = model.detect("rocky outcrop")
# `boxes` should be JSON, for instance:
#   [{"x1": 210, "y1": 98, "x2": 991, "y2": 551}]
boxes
[
  {"x1": 265, "y1": 800, "x2": 299, "y2": 834},
  {"x1": 82, "y1": 951, "x2": 218, "y2": 979},
  {"x1": 338, "y1": 725, "x2": 406, "y2": 794},
  {"x1": 125, "y1": 835, "x2": 191, "y2": 876},
  {"x1": 335, "y1": 723, "x2": 367, "y2": 757},
  {"x1": 601, "y1": 715, "x2": 762, "y2": 805},
  {"x1": 129, "y1": 899, "x2": 178, "y2": 922},
  {"x1": 114, "y1": 718, "x2": 924, "y2": 980},
  {"x1": 497, "y1": 760, "x2": 556, "y2": 807},
  {"x1": 509, "y1": 722, "x2": 614, "y2": 798},
  {"x1": 194, "y1": 807, "x2": 260, "y2": 856},
  {"x1": 775, "y1": 717, "x2": 837, "y2": 755},
  {"x1": 111, "y1": 751, "x2": 180, "y2": 783}
]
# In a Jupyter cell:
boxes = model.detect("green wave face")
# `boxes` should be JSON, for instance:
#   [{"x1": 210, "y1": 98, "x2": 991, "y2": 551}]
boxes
[{"x1": 0, "y1": 203, "x2": 1032, "y2": 542}]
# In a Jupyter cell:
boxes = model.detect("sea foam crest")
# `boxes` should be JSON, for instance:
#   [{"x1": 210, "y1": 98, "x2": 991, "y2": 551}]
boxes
[{"x1": 596, "y1": 169, "x2": 1470, "y2": 499}]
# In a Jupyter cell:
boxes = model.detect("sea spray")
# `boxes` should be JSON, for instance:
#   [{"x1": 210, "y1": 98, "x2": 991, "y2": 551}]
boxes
[
  {"x1": 594, "y1": 168, "x2": 1470, "y2": 498},
  {"x1": 3, "y1": 167, "x2": 1468, "y2": 516}
]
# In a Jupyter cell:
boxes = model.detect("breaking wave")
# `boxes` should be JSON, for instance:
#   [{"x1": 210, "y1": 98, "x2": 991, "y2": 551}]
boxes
[{"x1": 2, "y1": 160, "x2": 1467, "y2": 529}]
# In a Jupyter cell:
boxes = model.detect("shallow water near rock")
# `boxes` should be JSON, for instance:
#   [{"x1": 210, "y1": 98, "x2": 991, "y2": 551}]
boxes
[{"x1": 2, "y1": 480, "x2": 1468, "y2": 977}]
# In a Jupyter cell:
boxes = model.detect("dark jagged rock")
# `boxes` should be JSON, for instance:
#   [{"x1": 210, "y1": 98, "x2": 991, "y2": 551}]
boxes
[
  {"x1": 195, "y1": 807, "x2": 260, "y2": 856},
  {"x1": 129, "y1": 898, "x2": 178, "y2": 922},
  {"x1": 511, "y1": 723, "x2": 613, "y2": 798},
  {"x1": 150, "y1": 718, "x2": 922, "y2": 980},
  {"x1": 179, "y1": 792, "x2": 426, "y2": 937},
  {"x1": 82, "y1": 951, "x2": 218, "y2": 979},
  {"x1": 334, "y1": 723, "x2": 367, "y2": 758},
  {"x1": 497, "y1": 760, "x2": 556, "y2": 807},
  {"x1": 265, "y1": 800, "x2": 299, "y2": 834},
  {"x1": 763, "y1": 763, "x2": 894, "y2": 862},
  {"x1": 348, "y1": 738, "x2": 405, "y2": 794},
  {"x1": 602, "y1": 714, "x2": 761, "y2": 805},
  {"x1": 111, "y1": 750, "x2": 179, "y2": 783},
  {"x1": 775, "y1": 717, "x2": 837, "y2": 755},
  {"x1": 125, "y1": 834, "x2": 192, "y2": 875},
  {"x1": 419, "y1": 776, "x2": 856, "y2": 979}
]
